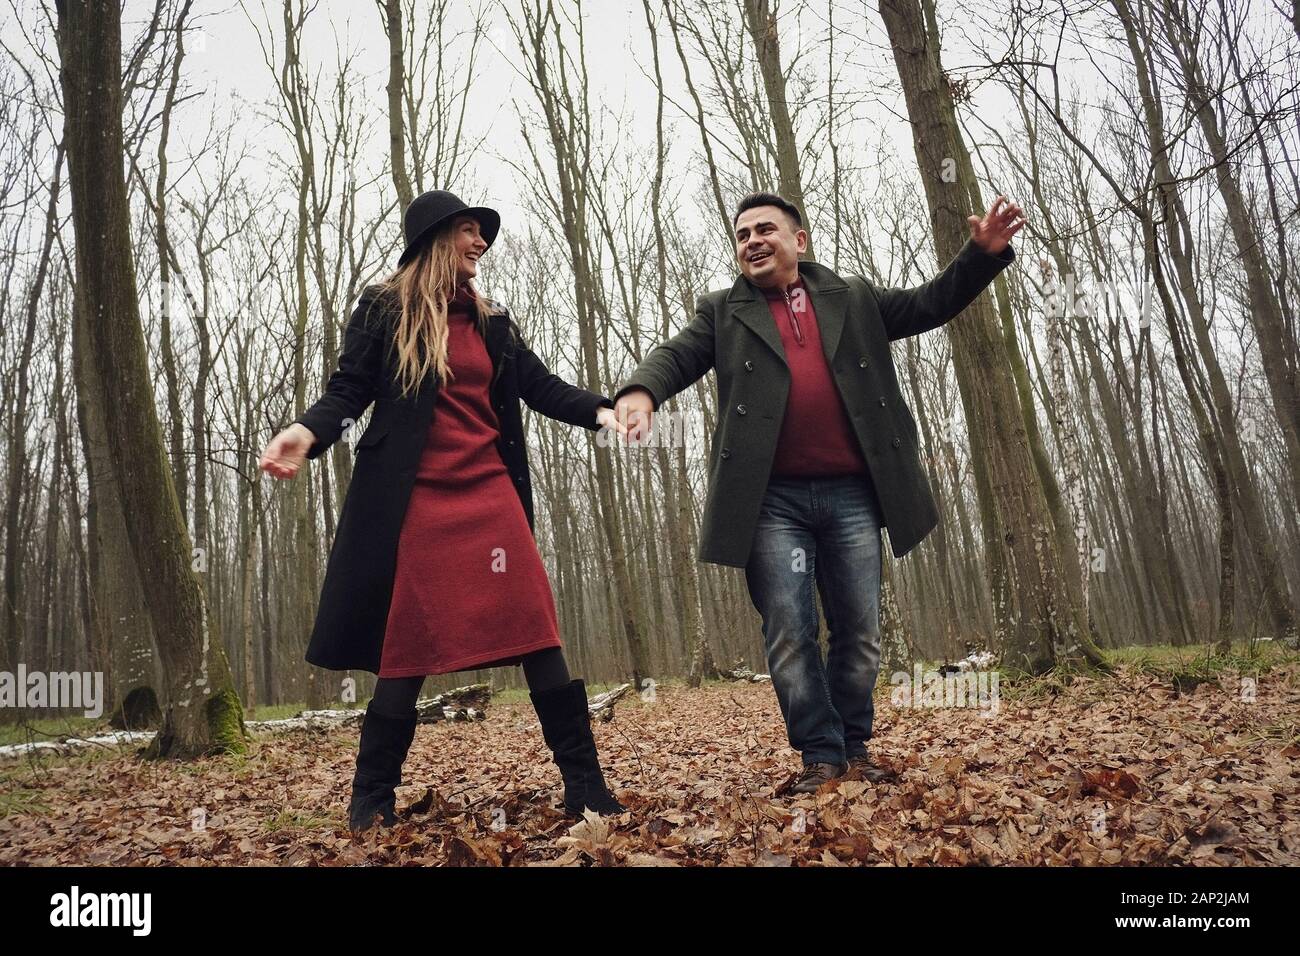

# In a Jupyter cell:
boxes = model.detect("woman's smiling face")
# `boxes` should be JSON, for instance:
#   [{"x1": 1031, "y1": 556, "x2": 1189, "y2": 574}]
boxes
[{"x1": 453, "y1": 215, "x2": 489, "y2": 282}]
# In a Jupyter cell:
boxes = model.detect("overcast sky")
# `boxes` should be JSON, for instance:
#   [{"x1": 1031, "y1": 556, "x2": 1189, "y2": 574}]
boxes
[
  {"x1": 8, "y1": 0, "x2": 1283, "y2": 296},
  {"x1": 174, "y1": 0, "x2": 719, "y2": 242},
  {"x1": 138, "y1": 0, "x2": 1008, "y2": 272}
]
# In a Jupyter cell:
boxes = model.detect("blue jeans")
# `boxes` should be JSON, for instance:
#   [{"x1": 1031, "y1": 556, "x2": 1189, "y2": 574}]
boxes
[{"x1": 743, "y1": 475, "x2": 884, "y2": 767}]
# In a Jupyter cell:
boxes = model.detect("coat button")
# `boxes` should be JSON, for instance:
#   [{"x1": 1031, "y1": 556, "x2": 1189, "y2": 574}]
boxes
[
  {"x1": 859, "y1": 358, "x2": 869, "y2": 368},
  {"x1": 891, "y1": 436, "x2": 901, "y2": 448},
  {"x1": 721, "y1": 448, "x2": 731, "y2": 459},
  {"x1": 745, "y1": 360, "x2": 754, "y2": 372},
  {"x1": 736, "y1": 404, "x2": 747, "y2": 415},
  {"x1": 516, "y1": 474, "x2": 524, "y2": 482},
  {"x1": 879, "y1": 397, "x2": 887, "y2": 407},
  {"x1": 508, "y1": 439, "x2": 516, "y2": 446}
]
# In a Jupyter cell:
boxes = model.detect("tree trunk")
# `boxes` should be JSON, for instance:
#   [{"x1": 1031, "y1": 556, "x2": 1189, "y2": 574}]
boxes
[
  {"x1": 56, "y1": 0, "x2": 245, "y2": 758},
  {"x1": 878, "y1": 0, "x2": 1105, "y2": 673},
  {"x1": 384, "y1": 0, "x2": 414, "y2": 211},
  {"x1": 742, "y1": 0, "x2": 815, "y2": 258}
]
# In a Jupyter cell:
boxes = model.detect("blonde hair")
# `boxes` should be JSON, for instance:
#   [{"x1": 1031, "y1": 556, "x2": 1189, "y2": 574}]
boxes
[{"x1": 375, "y1": 220, "x2": 493, "y2": 398}]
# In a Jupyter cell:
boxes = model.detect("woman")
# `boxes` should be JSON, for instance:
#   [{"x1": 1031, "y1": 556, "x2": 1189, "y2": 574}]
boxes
[{"x1": 258, "y1": 190, "x2": 627, "y2": 833}]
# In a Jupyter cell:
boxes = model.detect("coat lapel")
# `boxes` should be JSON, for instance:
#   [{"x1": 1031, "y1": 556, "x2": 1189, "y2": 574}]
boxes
[
  {"x1": 801, "y1": 262, "x2": 849, "y2": 368},
  {"x1": 483, "y1": 300, "x2": 510, "y2": 388},
  {"x1": 728, "y1": 277, "x2": 788, "y2": 368},
  {"x1": 726, "y1": 260, "x2": 850, "y2": 369}
]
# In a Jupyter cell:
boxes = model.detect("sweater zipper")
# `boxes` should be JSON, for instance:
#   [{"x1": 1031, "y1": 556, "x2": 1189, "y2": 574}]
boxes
[{"x1": 783, "y1": 290, "x2": 805, "y2": 346}]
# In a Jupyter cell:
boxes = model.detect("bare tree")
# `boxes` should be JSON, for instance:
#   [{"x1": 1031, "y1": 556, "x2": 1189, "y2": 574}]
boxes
[
  {"x1": 56, "y1": 0, "x2": 245, "y2": 757},
  {"x1": 878, "y1": 0, "x2": 1105, "y2": 672}
]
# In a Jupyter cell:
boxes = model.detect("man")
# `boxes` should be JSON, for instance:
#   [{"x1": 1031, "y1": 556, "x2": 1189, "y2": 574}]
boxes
[{"x1": 613, "y1": 192, "x2": 1024, "y2": 793}]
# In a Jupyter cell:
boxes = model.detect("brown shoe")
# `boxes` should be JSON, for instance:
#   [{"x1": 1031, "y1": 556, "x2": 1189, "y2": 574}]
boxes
[
  {"x1": 789, "y1": 762, "x2": 846, "y2": 795},
  {"x1": 846, "y1": 753, "x2": 895, "y2": 783}
]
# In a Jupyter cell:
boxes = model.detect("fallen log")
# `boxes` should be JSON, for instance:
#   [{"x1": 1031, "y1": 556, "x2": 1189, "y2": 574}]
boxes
[
  {"x1": 0, "y1": 730, "x2": 155, "y2": 761},
  {"x1": 207, "y1": 683, "x2": 494, "y2": 733},
  {"x1": 937, "y1": 649, "x2": 997, "y2": 676},
  {"x1": 719, "y1": 660, "x2": 771, "y2": 683},
  {"x1": 588, "y1": 683, "x2": 631, "y2": 722},
  {"x1": 0, "y1": 683, "x2": 495, "y2": 760},
  {"x1": 415, "y1": 683, "x2": 492, "y2": 723}
]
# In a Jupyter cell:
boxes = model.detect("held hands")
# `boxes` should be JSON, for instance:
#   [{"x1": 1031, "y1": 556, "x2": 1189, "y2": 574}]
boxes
[
  {"x1": 596, "y1": 404, "x2": 631, "y2": 438},
  {"x1": 258, "y1": 422, "x2": 316, "y2": 480},
  {"x1": 967, "y1": 195, "x2": 1026, "y2": 256},
  {"x1": 612, "y1": 388, "x2": 655, "y2": 444}
]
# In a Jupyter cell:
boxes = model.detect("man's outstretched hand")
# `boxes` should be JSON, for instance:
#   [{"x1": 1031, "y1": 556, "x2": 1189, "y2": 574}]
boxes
[{"x1": 967, "y1": 195, "x2": 1026, "y2": 256}]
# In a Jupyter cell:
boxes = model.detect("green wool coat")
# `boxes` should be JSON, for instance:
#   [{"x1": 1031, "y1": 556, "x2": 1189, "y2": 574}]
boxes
[{"x1": 612, "y1": 236, "x2": 1015, "y2": 568}]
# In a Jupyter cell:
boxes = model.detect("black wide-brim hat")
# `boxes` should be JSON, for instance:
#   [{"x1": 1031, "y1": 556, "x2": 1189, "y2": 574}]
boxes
[{"x1": 398, "y1": 190, "x2": 501, "y2": 266}]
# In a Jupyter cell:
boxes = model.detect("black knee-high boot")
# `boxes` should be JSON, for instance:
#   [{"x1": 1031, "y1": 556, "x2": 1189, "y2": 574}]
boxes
[
  {"x1": 348, "y1": 700, "x2": 418, "y2": 833},
  {"x1": 530, "y1": 679, "x2": 626, "y2": 817}
]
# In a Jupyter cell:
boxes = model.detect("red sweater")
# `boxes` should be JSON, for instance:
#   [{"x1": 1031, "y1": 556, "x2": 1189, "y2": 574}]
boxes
[{"x1": 764, "y1": 278, "x2": 871, "y2": 482}]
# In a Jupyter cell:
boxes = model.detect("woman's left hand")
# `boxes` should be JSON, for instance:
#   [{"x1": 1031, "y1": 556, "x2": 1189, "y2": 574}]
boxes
[{"x1": 597, "y1": 405, "x2": 629, "y2": 436}]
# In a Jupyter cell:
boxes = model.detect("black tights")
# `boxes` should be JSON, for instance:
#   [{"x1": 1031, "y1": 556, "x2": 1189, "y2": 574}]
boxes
[{"x1": 368, "y1": 646, "x2": 571, "y2": 717}]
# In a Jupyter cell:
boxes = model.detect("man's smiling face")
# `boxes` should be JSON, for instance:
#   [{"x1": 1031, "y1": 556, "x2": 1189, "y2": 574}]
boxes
[{"x1": 735, "y1": 205, "x2": 807, "y2": 289}]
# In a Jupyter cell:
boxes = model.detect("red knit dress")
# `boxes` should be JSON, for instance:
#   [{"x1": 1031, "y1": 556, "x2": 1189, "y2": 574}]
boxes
[{"x1": 378, "y1": 285, "x2": 563, "y2": 677}]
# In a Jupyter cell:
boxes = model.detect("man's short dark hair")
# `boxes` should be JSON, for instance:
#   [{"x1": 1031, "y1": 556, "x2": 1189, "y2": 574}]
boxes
[{"x1": 733, "y1": 191, "x2": 802, "y2": 231}]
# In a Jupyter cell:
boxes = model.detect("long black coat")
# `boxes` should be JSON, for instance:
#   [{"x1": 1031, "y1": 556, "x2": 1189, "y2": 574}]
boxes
[
  {"x1": 613, "y1": 237, "x2": 1014, "y2": 568},
  {"x1": 294, "y1": 285, "x2": 613, "y2": 674}
]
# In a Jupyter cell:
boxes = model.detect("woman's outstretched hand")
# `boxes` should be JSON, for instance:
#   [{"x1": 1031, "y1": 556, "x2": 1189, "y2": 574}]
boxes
[
  {"x1": 259, "y1": 423, "x2": 316, "y2": 480},
  {"x1": 596, "y1": 405, "x2": 630, "y2": 438}
]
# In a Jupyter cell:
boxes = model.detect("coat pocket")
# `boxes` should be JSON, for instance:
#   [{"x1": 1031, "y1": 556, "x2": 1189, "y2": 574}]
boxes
[
  {"x1": 900, "y1": 402, "x2": 919, "y2": 446},
  {"x1": 356, "y1": 416, "x2": 392, "y2": 449}
]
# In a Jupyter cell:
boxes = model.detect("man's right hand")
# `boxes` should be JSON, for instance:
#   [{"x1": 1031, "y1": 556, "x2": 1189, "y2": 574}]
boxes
[
  {"x1": 259, "y1": 423, "x2": 316, "y2": 480},
  {"x1": 613, "y1": 388, "x2": 655, "y2": 444}
]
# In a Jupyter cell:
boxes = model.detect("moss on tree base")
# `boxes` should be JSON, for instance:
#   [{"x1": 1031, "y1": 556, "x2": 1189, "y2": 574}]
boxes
[
  {"x1": 140, "y1": 686, "x2": 249, "y2": 759},
  {"x1": 204, "y1": 687, "x2": 248, "y2": 755}
]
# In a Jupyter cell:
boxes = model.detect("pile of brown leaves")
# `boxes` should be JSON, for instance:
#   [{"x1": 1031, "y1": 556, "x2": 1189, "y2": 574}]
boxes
[{"x1": 1, "y1": 663, "x2": 1296, "y2": 866}]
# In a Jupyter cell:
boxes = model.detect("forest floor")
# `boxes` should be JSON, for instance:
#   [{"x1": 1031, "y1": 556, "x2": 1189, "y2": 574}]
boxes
[{"x1": 1, "y1": 645, "x2": 1297, "y2": 866}]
